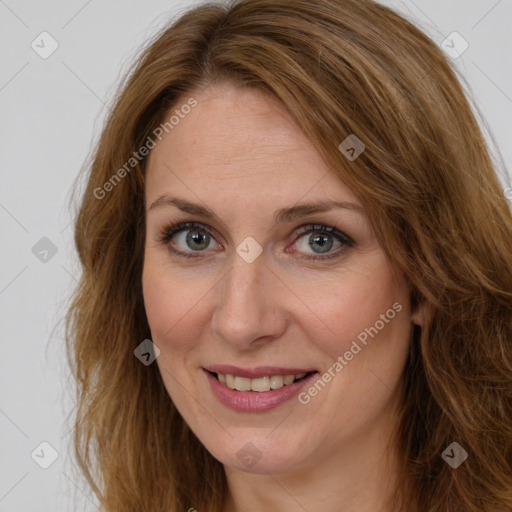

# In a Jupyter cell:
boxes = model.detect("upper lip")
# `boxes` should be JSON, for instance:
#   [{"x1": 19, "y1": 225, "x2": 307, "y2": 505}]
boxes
[{"x1": 204, "y1": 365, "x2": 317, "y2": 379}]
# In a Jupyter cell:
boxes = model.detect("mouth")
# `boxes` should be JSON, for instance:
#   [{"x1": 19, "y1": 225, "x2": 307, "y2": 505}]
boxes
[
  {"x1": 207, "y1": 370, "x2": 315, "y2": 392},
  {"x1": 203, "y1": 365, "x2": 319, "y2": 412}
]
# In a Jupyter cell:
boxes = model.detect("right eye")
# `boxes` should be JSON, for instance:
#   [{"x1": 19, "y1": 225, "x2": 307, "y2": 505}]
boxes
[{"x1": 158, "y1": 222, "x2": 221, "y2": 258}]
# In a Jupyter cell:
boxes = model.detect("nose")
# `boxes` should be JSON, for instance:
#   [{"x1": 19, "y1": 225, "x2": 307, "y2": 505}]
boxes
[{"x1": 210, "y1": 250, "x2": 288, "y2": 350}]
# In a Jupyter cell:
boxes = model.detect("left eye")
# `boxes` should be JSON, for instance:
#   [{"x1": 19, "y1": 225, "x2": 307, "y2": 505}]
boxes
[
  {"x1": 291, "y1": 224, "x2": 354, "y2": 260},
  {"x1": 295, "y1": 230, "x2": 340, "y2": 254}
]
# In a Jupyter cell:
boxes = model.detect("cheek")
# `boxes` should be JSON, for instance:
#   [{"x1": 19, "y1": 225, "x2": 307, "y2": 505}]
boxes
[
  {"x1": 142, "y1": 260, "x2": 206, "y2": 353},
  {"x1": 142, "y1": 262, "x2": 205, "y2": 407},
  {"x1": 293, "y1": 257, "x2": 411, "y2": 361},
  {"x1": 294, "y1": 264, "x2": 412, "y2": 437}
]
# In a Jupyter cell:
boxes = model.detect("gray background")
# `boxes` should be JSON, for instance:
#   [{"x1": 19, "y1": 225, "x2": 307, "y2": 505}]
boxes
[{"x1": 0, "y1": 0, "x2": 511, "y2": 510}]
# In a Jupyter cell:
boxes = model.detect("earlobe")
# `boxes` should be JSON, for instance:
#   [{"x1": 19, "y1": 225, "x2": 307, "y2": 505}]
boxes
[{"x1": 411, "y1": 301, "x2": 429, "y2": 327}]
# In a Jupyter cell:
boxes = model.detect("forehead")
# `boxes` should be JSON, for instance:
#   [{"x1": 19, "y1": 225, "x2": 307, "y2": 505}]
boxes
[{"x1": 145, "y1": 83, "x2": 358, "y2": 207}]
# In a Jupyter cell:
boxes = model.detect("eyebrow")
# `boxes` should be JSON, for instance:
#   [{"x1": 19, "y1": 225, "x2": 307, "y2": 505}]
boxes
[{"x1": 146, "y1": 195, "x2": 366, "y2": 226}]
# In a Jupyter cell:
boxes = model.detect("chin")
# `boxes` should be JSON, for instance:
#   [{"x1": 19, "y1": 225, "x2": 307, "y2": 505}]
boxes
[{"x1": 201, "y1": 429, "x2": 308, "y2": 475}]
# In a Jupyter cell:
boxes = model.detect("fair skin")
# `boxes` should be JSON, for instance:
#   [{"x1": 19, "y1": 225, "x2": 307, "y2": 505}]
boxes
[{"x1": 142, "y1": 82, "x2": 424, "y2": 512}]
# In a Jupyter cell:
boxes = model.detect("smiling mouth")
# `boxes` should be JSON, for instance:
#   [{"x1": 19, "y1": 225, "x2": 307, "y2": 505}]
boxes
[{"x1": 208, "y1": 371, "x2": 315, "y2": 392}]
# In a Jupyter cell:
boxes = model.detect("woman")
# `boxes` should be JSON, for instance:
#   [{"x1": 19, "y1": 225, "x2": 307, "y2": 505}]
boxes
[{"x1": 65, "y1": 0, "x2": 512, "y2": 510}]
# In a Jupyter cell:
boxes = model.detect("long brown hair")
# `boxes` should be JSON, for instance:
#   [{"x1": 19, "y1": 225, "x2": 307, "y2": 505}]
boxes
[{"x1": 65, "y1": 0, "x2": 512, "y2": 510}]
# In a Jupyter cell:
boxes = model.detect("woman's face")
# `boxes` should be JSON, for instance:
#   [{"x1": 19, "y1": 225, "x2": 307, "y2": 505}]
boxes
[{"x1": 142, "y1": 82, "x2": 417, "y2": 475}]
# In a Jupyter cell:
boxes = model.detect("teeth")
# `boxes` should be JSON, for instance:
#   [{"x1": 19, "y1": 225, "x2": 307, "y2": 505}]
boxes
[
  {"x1": 234, "y1": 376, "x2": 251, "y2": 391},
  {"x1": 217, "y1": 372, "x2": 308, "y2": 392},
  {"x1": 251, "y1": 376, "x2": 270, "y2": 392},
  {"x1": 283, "y1": 375, "x2": 295, "y2": 385},
  {"x1": 270, "y1": 375, "x2": 284, "y2": 389}
]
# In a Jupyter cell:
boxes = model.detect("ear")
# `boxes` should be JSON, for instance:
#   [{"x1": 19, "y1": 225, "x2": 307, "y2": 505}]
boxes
[{"x1": 411, "y1": 301, "x2": 429, "y2": 327}]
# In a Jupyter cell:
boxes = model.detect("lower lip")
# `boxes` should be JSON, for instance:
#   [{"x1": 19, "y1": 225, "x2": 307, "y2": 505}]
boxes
[{"x1": 205, "y1": 370, "x2": 318, "y2": 412}]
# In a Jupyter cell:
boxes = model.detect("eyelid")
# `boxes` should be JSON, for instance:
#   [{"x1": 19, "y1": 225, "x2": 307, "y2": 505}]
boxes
[
  {"x1": 290, "y1": 224, "x2": 354, "y2": 261},
  {"x1": 293, "y1": 223, "x2": 354, "y2": 245}
]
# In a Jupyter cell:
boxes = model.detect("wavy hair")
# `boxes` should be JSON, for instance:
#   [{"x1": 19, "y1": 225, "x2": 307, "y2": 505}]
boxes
[{"x1": 65, "y1": 0, "x2": 512, "y2": 510}]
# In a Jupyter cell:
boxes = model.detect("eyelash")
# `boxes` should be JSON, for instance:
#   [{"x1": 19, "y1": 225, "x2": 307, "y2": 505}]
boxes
[{"x1": 156, "y1": 221, "x2": 355, "y2": 261}]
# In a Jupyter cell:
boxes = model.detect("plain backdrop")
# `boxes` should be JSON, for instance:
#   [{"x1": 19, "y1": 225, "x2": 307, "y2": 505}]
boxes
[{"x1": 0, "y1": 0, "x2": 511, "y2": 510}]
